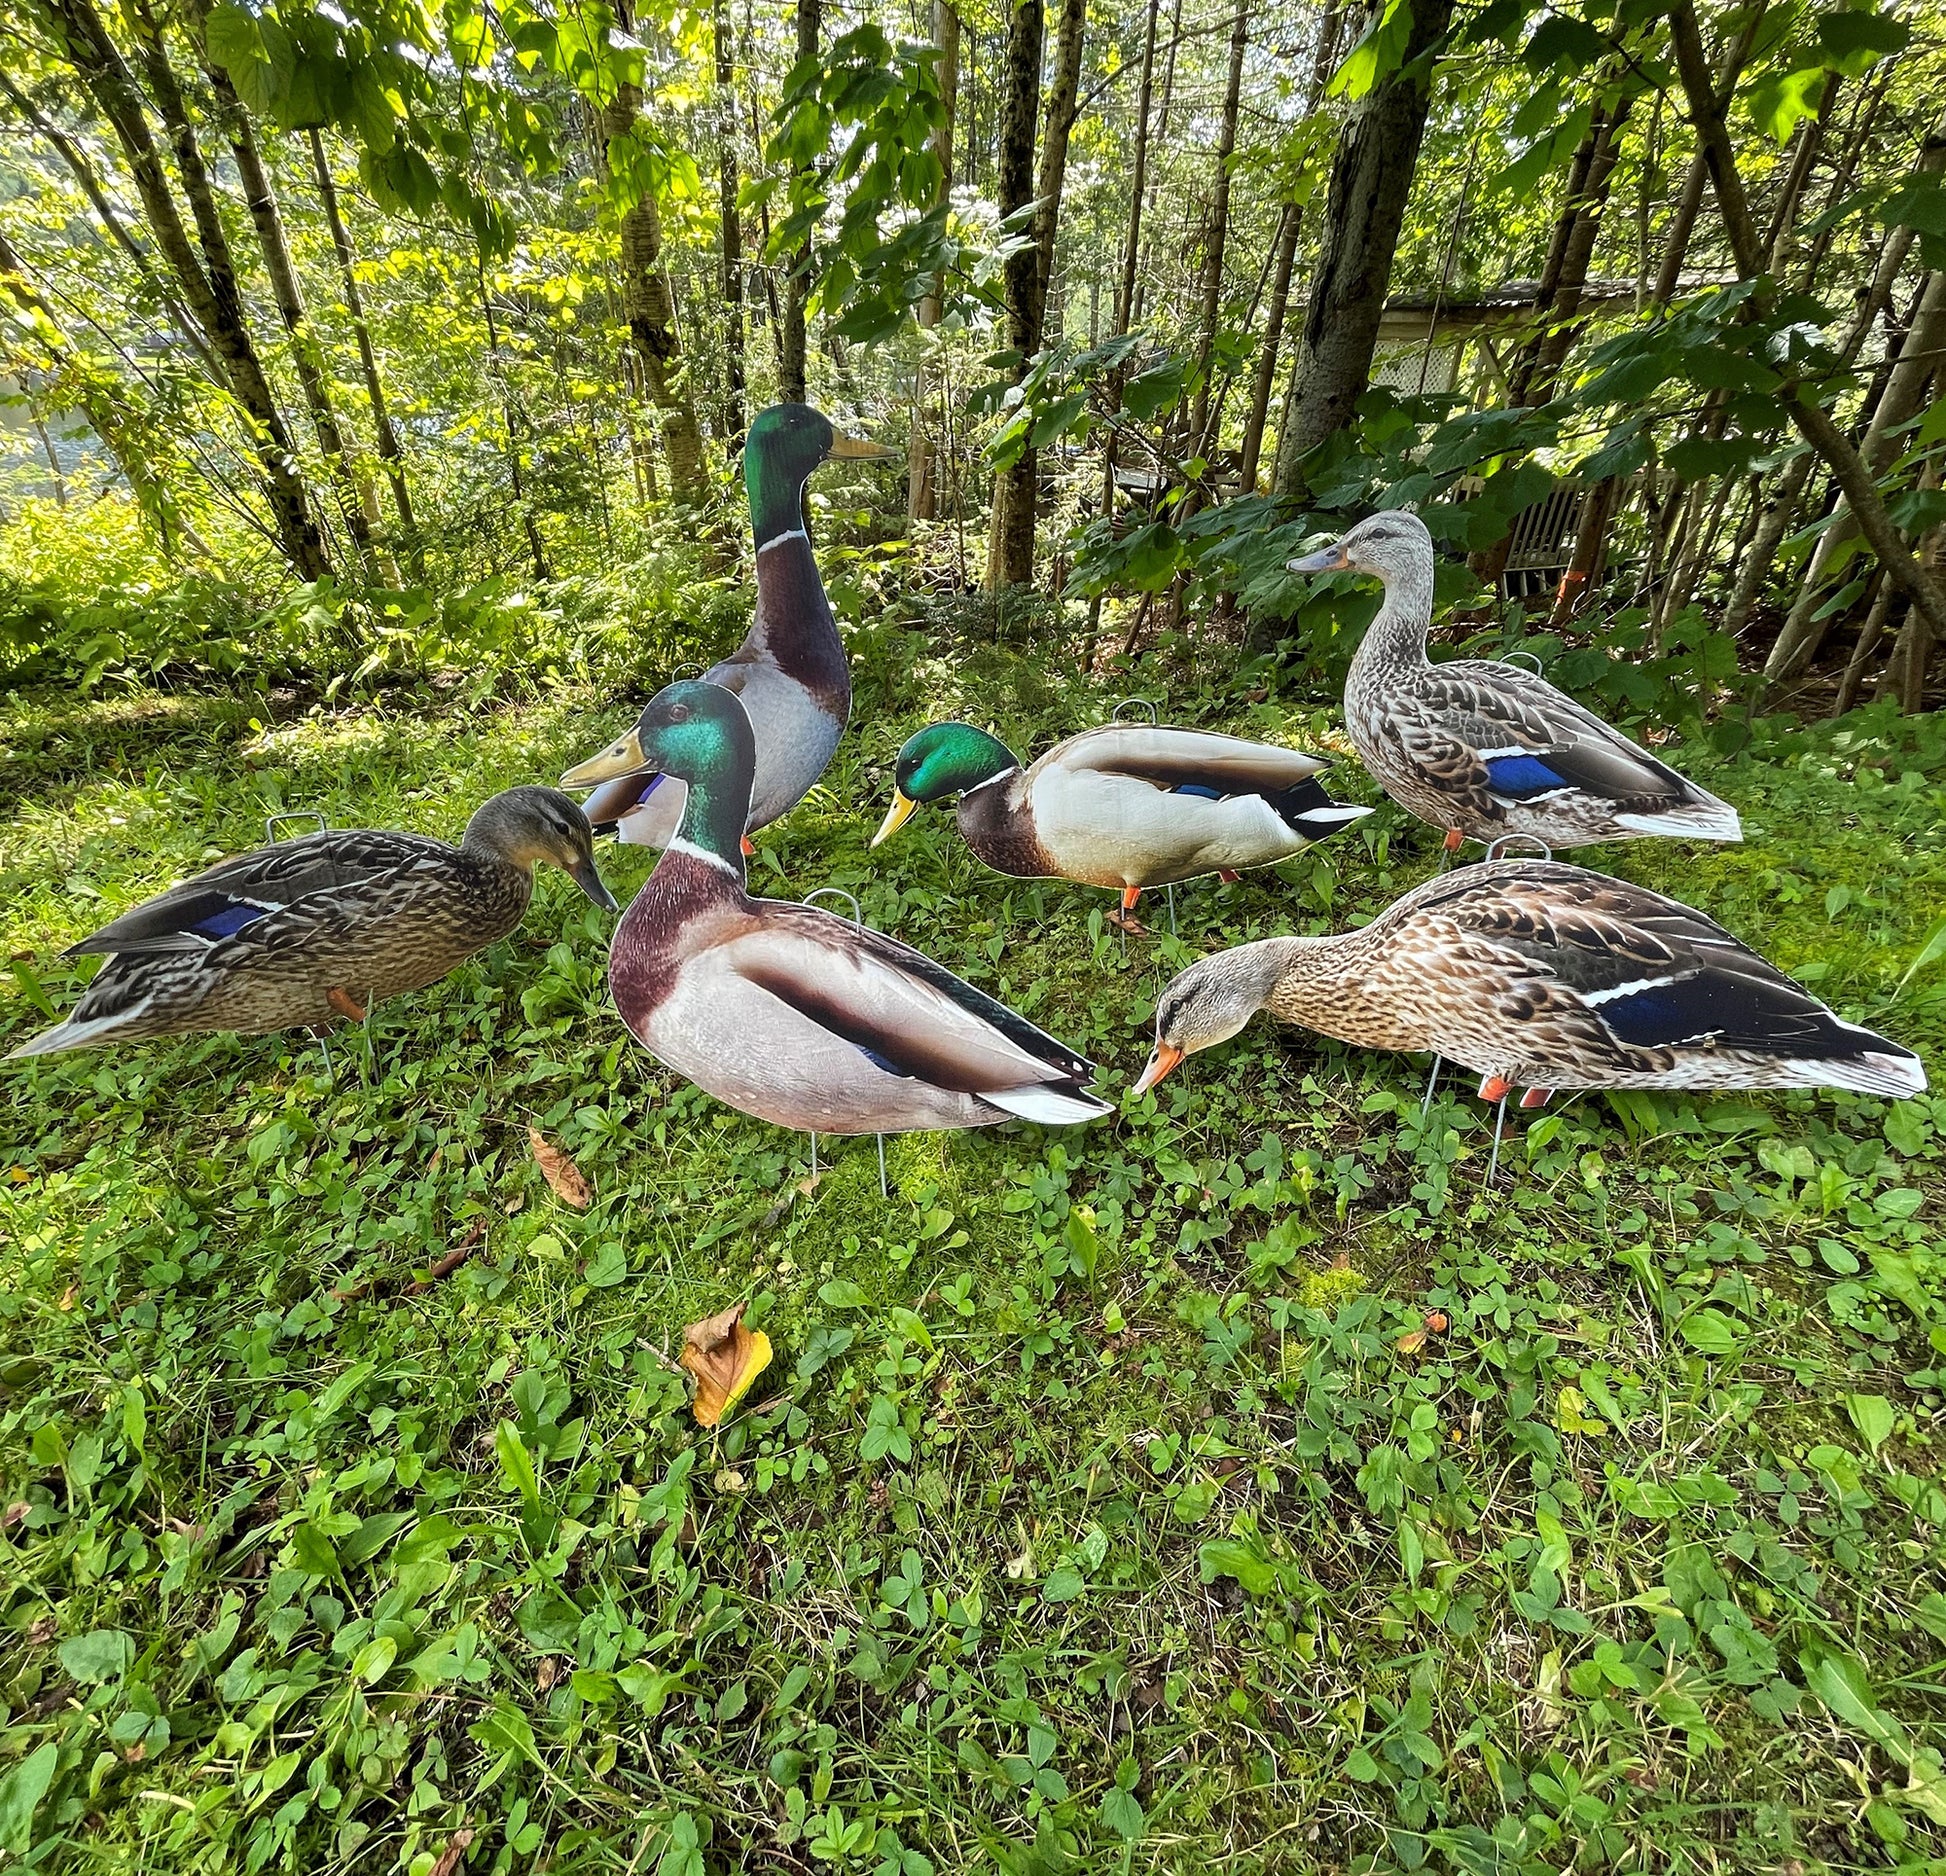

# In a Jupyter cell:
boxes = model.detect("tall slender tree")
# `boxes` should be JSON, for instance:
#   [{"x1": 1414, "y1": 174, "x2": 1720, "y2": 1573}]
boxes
[
  {"x1": 1271, "y1": 0, "x2": 1456, "y2": 498},
  {"x1": 779, "y1": 0, "x2": 820, "y2": 402}
]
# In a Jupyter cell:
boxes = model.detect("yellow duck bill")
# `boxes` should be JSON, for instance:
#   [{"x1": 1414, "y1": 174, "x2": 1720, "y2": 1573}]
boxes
[
  {"x1": 1130, "y1": 1042, "x2": 1184, "y2": 1096},
  {"x1": 872, "y1": 789, "x2": 919, "y2": 847},
  {"x1": 561, "y1": 726, "x2": 651, "y2": 789},
  {"x1": 828, "y1": 431, "x2": 901, "y2": 461}
]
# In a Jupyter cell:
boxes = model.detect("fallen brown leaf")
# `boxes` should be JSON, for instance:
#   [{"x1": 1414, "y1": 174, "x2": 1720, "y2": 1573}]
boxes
[
  {"x1": 1396, "y1": 1328, "x2": 1429, "y2": 1356},
  {"x1": 122, "y1": 1741, "x2": 147, "y2": 1763},
  {"x1": 2, "y1": 1501, "x2": 29, "y2": 1531},
  {"x1": 57, "y1": 1285, "x2": 77, "y2": 1311},
  {"x1": 535, "y1": 1656, "x2": 559, "y2": 1693},
  {"x1": 428, "y1": 1828, "x2": 476, "y2": 1876},
  {"x1": 1424, "y1": 1310, "x2": 1450, "y2": 1334},
  {"x1": 332, "y1": 1218, "x2": 486, "y2": 1304},
  {"x1": 28, "y1": 1614, "x2": 56, "y2": 1646},
  {"x1": 528, "y1": 1127, "x2": 592, "y2": 1209},
  {"x1": 678, "y1": 1302, "x2": 773, "y2": 1428}
]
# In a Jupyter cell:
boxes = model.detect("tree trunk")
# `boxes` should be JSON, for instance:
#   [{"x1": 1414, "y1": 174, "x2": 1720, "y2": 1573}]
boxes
[
  {"x1": 1271, "y1": 0, "x2": 1455, "y2": 498},
  {"x1": 41, "y1": 0, "x2": 328, "y2": 577},
  {"x1": 196, "y1": 34, "x2": 382, "y2": 573},
  {"x1": 1550, "y1": 475, "x2": 1619, "y2": 624},
  {"x1": 779, "y1": 0, "x2": 820, "y2": 402},
  {"x1": 985, "y1": 0, "x2": 1047, "y2": 591},
  {"x1": 1764, "y1": 268, "x2": 1946, "y2": 680},
  {"x1": 1668, "y1": 0, "x2": 1946, "y2": 657},
  {"x1": 909, "y1": 0, "x2": 959, "y2": 522},
  {"x1": 715, "y1": 0, "x2": 746, "y2": 447},
  {"x1": 1188, "y1": 0, "x2": 1250, "y2": 456},
  {"x1": 307, "y1": 128, "x2": 418, "y2": 556},
  {"x1": 598, "y1": 11, "x2": 705, "y2": 503},
  {"x1": 474, "y1": 256, "x2": 552, "y2": 580},
  {"x1": 1239, "y1": 201, "x2": 1301, "y2": 492}
]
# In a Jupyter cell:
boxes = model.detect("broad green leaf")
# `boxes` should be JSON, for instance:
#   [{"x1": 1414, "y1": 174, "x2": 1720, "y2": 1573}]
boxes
[
  {"x1": 1844, "y1": 1394, "x2": 1896, "y2": 1451},
  {"x1": 818, "y1": 1279, "x2": 871, "y2": 1308},
  {"x1": 58, "y1": 1628, "x2": 132, "y2": 1684},
  {"x1": 351, "y1": 1635, "x2": 397, "y2": 1683},
  {"x1": 1041, "y1": 1566, "x2": 1086, "y2": 1603},
  {"x1": 1817, "y1": 9, "x2": 1909, "y2": 73},
  {"x1": 1678, "y1": 1307, "x2": 1746, "y2": 1357},
  {"x1": 0, "y1": 1742, "x2": 59, "y2": 1855},
  {"x1": 1745, "y1": 67, "x2": 1826, "y2": 142},
  {"x1": 584, "y1": 1240, "x2": 627, "y2": 1288},
  {"x1": 494, "y1": 1420, "x2": 540, "y2": 1507}
]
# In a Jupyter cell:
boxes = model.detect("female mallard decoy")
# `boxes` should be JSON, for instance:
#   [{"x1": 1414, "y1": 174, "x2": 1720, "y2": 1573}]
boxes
[
  {"x1": 1132, "y1": 859, "x2": 1925, "y2": 1106},
  {"x1": 1289, "y1": 511, "x2": 1740, "y2": 852},
  {"x1": 567, "y1": 403, "x2": 895, "y2": 849},
  {"x1": 7, "y1": 788, "x2": 616, "y2": 1056},
  {"x1": 872, "y1": 721, "x2": 1371, "y2": 927},
  {"x1": 565, "y1": 680, "x2": 1112, "y2": 1135}
]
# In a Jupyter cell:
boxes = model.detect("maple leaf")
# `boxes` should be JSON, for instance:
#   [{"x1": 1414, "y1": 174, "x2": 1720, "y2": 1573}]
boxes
[
  {"x1": 679, "y1": 1302, "x2": 773, "y2": 1428},
  {"x1": 528, "y1": 1127, "x2": 592, "y2": 1209}
]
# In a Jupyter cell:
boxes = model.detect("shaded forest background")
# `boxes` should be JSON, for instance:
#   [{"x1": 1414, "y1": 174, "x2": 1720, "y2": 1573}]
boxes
[{"x1": 0, "y1": 0, "x2": 1942, "y2": 718}]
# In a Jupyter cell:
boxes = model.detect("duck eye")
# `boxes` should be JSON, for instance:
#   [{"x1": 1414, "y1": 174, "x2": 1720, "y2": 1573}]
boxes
[{"x1": 665, "y1": 703, "x2": 691, "y2": 724}]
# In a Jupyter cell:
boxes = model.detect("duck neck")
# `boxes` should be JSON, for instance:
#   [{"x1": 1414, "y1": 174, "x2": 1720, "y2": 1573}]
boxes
[
  {"x1": 1352, "y1": 555, "x2": 1435, "y2": 679},
  {"x1": 1263, "y1": 929, "x2": 1421, "y2": 1051},
  {"x1": 748, "y1": 461, "x2": 847, "y2": 705},
  {"x1": 666, "y1": 765, "x2": 751, "y2": 886}
]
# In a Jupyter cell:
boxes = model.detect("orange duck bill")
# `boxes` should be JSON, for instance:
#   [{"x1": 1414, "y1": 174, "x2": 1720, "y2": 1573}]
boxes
[{"x1": 1130, "y1": 1042, "x2": 1184, "y2": 1096}]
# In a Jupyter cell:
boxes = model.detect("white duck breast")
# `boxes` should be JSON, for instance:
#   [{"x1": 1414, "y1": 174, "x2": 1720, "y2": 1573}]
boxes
[
  {"x1": 1026, "y1": 725, "x2": 1370, "y2": 887},
  {"x1": 631, "y1": 912, "x2": 1108, "y2": 1135}
]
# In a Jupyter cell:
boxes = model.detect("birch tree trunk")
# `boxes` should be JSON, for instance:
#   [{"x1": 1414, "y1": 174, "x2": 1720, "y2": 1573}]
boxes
[{"x1": 1188, "y1": 0, "x2": 1249, "y2": 457}]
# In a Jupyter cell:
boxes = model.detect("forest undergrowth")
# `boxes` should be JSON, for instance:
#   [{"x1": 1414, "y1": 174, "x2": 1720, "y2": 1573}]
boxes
[{"x1": 3, "y1": 615, "x2": 1946, "y2": 1875}]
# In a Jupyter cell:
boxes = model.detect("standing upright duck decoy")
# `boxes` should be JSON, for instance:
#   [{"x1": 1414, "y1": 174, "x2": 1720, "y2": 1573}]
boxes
[
  {"x1": 1289, "y1": 511, "x2": 1741, "y2": 852},
  {"x1": 7, "y1": 788, "x2": 617, "y2": 1057},
  {"x1": 568, "y1": 404, "x2": 897, "y2": 848},
  {"x1": 1131, "y1": 859, "x2": 1925, "y2": 1114},
  {"x1": 873, "y1": 720, "x2": 1371, "y2": 926},
  {"x1": 563, "y1": 681, "x2": 1113, "y2": 1136}
]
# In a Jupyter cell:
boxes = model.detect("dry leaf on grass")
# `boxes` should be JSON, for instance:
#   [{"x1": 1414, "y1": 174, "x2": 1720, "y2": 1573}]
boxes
[
  {"x1": 428, "y1": 1828, "x2": 476, "y2": 1876},
  {"x1": 529, "y1": 1127, "x2": 592, "y2": 1209},
  {"x1": 679, "y1": 1302, "x2": 773, "y2": 1427}
]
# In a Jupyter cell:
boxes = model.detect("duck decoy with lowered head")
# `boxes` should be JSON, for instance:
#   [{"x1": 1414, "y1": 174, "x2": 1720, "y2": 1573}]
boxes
[
  {"x1": 1133, "y1": 858, "x2": 1925, "y2": 1111},
  {"x1": 572, "y1": 680, "x2": 1114, "y2": 1136},
  {"x1": 1289, "y1": 510, "x2": 1740, "y2": 853},
  {"x1": 565, "y1": 403, "x2": 897, "y2": 849},
  {"x1": 8, "y1": 787, "x2": 616, "y2": 1057},
  {"x1": 873, "y1": 719, "x2": 1372, "y2": 928}
]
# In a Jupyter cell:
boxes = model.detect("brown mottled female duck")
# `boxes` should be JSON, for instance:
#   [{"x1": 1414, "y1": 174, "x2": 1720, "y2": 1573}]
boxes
[
  {"x1": 1132, "y1": 859, "x2": 1925, "y2": 1105},
  {"x1": 9, "y1": 788, "x2": 615, "y2": 1056},
  {"x1": 1290, "y1": 511, "x2": 1741, "y2": 853}
]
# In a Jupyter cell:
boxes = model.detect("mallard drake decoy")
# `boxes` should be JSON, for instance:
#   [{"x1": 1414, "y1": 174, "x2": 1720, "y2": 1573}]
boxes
[
  {"x1": 872, "y1": 721, "x2": 1371, "y2": 925},
  {"x1": 565, "y1": 680, "x2": 1113, "y2": 1135},
  {"x1": 8, "y1": 788, "x2": 616, "y2": 1057},
  {"x1": 1132, "y1": 858, "x2": 1925, "y2": 1104},
  {"x1": 1289, "y1": 511, "x2": 1740, "y2": 851},
  {"x1": 567, "y1": 403, "x2": 896, "y2": 849}
]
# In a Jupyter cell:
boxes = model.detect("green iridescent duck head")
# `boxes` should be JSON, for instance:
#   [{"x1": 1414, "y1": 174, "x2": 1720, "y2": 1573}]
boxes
[
  {"x1": 744, "y1": 404, "x2": 898, "y2": 546},
  {"x1": 873, "y1": 722, "x2": 1021, "y2": 846}
]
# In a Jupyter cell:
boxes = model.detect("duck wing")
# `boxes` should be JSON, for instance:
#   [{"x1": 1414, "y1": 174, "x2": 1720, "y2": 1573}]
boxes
[
  {"x1": 1048, "y1": 726, "x2": 1368, "y2": 840},
  {"x1": 1399, "y1": 664, "x2": 1740, "y2": 837},
  {"x1": 66, "y1": 832, "x2": 451, "y2": 957},
  {"x1": 725, "y1": 903, "x2": 1109, "y2": 1122},
  {"x1": 1426, "y1": 862, "x2": 1913, "y2": 1070}
]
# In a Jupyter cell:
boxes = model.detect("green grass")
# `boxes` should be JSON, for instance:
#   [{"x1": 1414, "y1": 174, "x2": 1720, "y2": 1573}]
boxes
[{"x1": 3, "y1": 622, "x2": 1946, "y2": 1876}]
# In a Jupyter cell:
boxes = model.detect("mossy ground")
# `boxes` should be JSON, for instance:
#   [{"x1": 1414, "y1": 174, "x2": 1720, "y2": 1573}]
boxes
[{"x1": 3, "y1": 622, "x2": 1945, "y2": 1875}]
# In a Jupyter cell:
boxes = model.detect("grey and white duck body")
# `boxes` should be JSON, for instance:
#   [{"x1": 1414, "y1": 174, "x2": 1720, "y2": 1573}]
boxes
[
  {"x1": 569, "y1": 403, "x2": 895, "y2": 848},
  {"x1": 1132, "y1": 858, "x2": 1925, "y2": 1103},
  {"x1": 1290, "y1": 511, "x2": 1741, "y2": 849},
  {"x1": 873, "y1": 720, "x2": 1370, "y2": 919},
  {"x1": 9, "y1": 788, "x2": 616, "y2": 1057},
  {"x1": 573, "y1": 681, "x2": 1112, "y2": 1137}
]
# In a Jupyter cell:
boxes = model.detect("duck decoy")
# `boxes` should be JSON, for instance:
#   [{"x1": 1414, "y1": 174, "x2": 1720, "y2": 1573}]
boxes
[
  {"x1": 568, "y1": 403, "x2": 896, "y2": 849},
  {"x1": 1289, "y1": 511, "x2": 1741, "y2": 853},
  {"x1": 8, "y1": 788, "x2": 616, "y2": 1057},
  {"x1": 873, "y1": 720, "x2": 1371, "y2": 929},
  {"x1": 563, "y1": 680, "x2": 1113, "y2": 1136},
  {"x1": 1131, "y1": 859, "x2": 1926, "y2": 1165}
]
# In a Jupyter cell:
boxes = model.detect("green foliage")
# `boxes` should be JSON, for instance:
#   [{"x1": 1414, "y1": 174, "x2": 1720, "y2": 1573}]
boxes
[{"x1": 3, "y1": 614, "x2": 1944, "y2": 1871}]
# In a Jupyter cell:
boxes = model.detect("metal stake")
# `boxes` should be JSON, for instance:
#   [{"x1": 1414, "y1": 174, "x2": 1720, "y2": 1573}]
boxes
[
  {"x1": 1487, "y1": 1095, "x2": 1509, "y2": 1183},
  {"x1": 1421, "y1": 1055, "x2": 1443, "y2": 1116}
]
